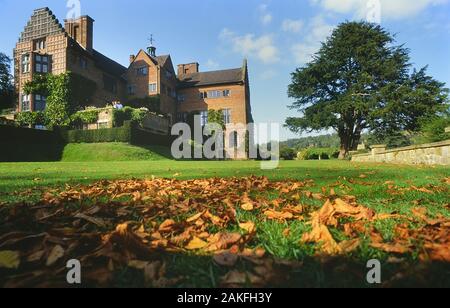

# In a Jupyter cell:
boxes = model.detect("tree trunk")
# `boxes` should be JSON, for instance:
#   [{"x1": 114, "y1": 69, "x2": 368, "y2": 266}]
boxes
[{"x1": 338, "y1": 132, "x2": 361, "y2": 160}]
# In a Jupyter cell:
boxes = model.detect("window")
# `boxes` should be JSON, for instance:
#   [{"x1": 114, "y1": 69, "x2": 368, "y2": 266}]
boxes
[
  {"x1": 137, "y1": 66, "x2": 148, "y2": 76},
  {"x1": 208, "y1": 90, "x2": 222, "y2": 98},
  {"x1": 206, "y1": 89, "x2": 231, "y2": 99},
  {"x1": 35, "y1": 54, "x2": 50, "y2": 73},
  {"x1": 103, "y1": 74, "x2": 117, "y2": 93},
  {"x1": 128, "y1": 84, "x2": 136, "y2": 95},
  {"x1": 177, "y1": 94, "x2": 185, "y2": 103},
  {"x1": 176, "y1": 112, "x2": 188, "y2": 123},
  {"x1": 34, "y1": 39, "x2": 46, "y2": 50},
  {"x1": 164, "y1": 70, "x2": 173, "y2": 79},
  {"x1": 79, "y1": 57, "x2": 88, "y2": 69},
  {"x1": 200, "y1": 92, "x2": 208, "y2": 99},
  {"x1": 21, "y1": 54, "x2": 30, "y2": 73},
  {"x1": 230, "y1": 131, "x2": 239, "y2": 148},
  {"x1": 34, "y1": 95, "x2": 46, "y2": 111},
  {"x1": 21, "y1": 94, "x2": 30, "y2": 111},
  {"x1": 223, "y1": 109, "x2": 232, "y2": 124},
  {"x1": 149, "y1": 83, "x2": 157, "y2": 93},
  {"x1": 200, "y1": 111, "x2": 208, "y2": 127}
]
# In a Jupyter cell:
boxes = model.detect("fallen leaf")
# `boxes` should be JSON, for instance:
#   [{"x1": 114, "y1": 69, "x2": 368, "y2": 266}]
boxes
[
  {"x1": 185, "y1": 237, "x2": 208, "y2": 250},
  {"x1": 239, "y1": 221, "x2": 256, "y2": 234},
  {"x1": 0, "y1": 251, "x2": 20, "y2": 269},
  {"x1": 46, "y1": 245, "x2": 65, "y2": 266}
]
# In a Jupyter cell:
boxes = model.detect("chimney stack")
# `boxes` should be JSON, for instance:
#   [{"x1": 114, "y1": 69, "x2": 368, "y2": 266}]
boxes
[
  {"x1": 130, "y1": 54, "x2": 136, "y2": 64},
  {"x1": 177, "y1": 63, "x2": 200, "y2": 78},
  {"x1": 64, "y1": 16, "x2": 94, "y2": 53}
]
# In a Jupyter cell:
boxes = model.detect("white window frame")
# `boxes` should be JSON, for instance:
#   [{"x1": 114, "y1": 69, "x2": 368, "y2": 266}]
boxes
[
  {"x1": 200, "y1": 111, "x2": 208, "y2": 127},
  {"x1": 21, "y1": 94, "x2": 31, "y2": 111},
  {"x1": 21, "y1": 54, "x2": 30, "y2": 73},
  {"x1": 223, "y1": 109, "x2": 232, "y2": 124},
  {"x1": 149, "y1": 83, "x2": 157, "y2": 93},
  {"x1": 34, "y1": 94, "x2": 46, "y2": 111}
]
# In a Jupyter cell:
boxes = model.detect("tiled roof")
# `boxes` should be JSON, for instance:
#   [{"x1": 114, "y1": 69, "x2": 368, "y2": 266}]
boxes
[
  {"x1": 92, "y1": 50, "x2": 127, "y2": 78},
  {"x1": 178, "y1": 68, "x2": 244, "y2": 88}
]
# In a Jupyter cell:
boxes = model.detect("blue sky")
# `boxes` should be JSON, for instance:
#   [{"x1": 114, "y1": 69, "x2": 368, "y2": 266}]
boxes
[{"x1": 1, "y1": 0, "x2": 449, "y2": 140}]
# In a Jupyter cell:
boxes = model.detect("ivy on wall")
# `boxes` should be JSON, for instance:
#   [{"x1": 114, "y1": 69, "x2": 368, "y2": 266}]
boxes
[
  {"x1": 23, "y1": 72, "x2": 97, "y2": 128},
  {"x1": 15, "y1": 111, "x2": 46, "y2": 127}
]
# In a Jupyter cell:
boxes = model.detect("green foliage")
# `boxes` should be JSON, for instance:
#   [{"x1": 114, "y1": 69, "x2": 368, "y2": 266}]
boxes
[
  {"x1": 281, "y1": 134, "x2": 341, "y2": 150},
  {"x1": 64, "y1": 121, "x2": 132, "y2": 143},
  {"x1": 285, "y1": 21, "x2": 449, "y2": 158},
  {"x1": 71, "y1": 109, "x2": 100, "y2": 126},
  {"x1": 113, "y1": 107, "x2": 145, "y2": 127},
  {"x1": 0, "y1": 52, "x2": 14, "y2": 110},
  {"x1": 367, "y1": 131, "x2": 412, "y2": 149},
  {"x1": 45, "y1": 73, "x2": 73, "y2": 128},
  {"x1": 23, "y1": 74, "x2": 49, "y2": 96},
  {"x1": 279, "y1": 147, "x2": 296, "y2": 160},
  {"x1": 298, "y1": 148, "x2": 340, "y2": 160},
  {"x1": 207, "y1": 109, "x2": 225, "y2": 129},
  {"x1": 15, "y1": 111, "x2": 46, "y2": 127},
  {"x1": 127, "y1": 96, "x2": 160, "y2": 112},
  {"x1": 415, "y1": 115, "x2": 450, "y2": 143},
  {"x1": 23, "y1": 72, "x2": 97, "y2": 128}
]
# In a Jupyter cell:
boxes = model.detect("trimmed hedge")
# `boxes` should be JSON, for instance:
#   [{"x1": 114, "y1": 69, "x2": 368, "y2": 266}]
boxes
[
  {"x1": 64, "y1": 121, "x2": 132, "y2": 143},
  {"x1": 63, "y1": 121, "x2": 174, "y2": 147},
  {"x1": 0, "y1": 125, "x2": 65, "y2": 162}
]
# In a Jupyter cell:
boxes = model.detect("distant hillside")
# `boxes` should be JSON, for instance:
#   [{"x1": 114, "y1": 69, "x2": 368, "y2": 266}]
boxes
[
  {"x1": 281, "y1": 134, "x2": 341, "y2": 150},
  {"x1": 61, "y1": 143, "x2": 172, "y2": 162}
]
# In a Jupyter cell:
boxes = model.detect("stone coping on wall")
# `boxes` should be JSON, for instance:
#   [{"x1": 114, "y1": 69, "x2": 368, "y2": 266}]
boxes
[{"x1": 352, "y1": 139, "x2": 450, "y2": 158}]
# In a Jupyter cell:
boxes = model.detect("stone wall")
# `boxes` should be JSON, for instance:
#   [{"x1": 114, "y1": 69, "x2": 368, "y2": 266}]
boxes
[{"x1": 352, "y1": 140, "x2": 450, "y2": 165}]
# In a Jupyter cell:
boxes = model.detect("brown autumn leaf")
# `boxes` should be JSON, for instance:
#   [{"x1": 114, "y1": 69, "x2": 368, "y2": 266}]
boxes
[
  {"x1": 185, "y1": 237, "x2": 208, "y2": 250},
  {"x1": 46, "y1": 245, "x2": 65, "y2": 266},
  {"x1": 264, "y1": 210, "x2": 294, "y2": 221},
  {"x1": 186, "y1": 212, "x2": 204, "y2": 223},
  {"x1": 370, "y1": 242, "x2": 410, "y2": 254},
  {"x1": 159, "y1": 219, "x2": 176, "y2": 232},
  {"x1": 239, "y1": 221, "x2": 256, "y2": 234},
  {"x1": 302, "y1": 223, "x2": 340, "y2": 255},
  {"x1": 205, "y1": 233, "x2": 242, "y2": 252}
]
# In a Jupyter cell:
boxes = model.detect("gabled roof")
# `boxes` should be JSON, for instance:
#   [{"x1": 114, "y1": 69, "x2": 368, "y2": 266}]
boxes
[
  {"x1": 178, "y1": 68, "x2": 244, "y2": 88},
  {"x1": 130, "y1": 50, "x2": 176, "y2": 75},
  {"x1": 19, "y1": 7, "x2": 65, "y2": 43},
  {"x1": 19, "y1": 7, "x2": 127, "y2": 79}
]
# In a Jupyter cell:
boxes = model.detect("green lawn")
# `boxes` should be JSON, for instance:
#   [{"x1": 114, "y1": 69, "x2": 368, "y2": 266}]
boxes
[{"x1": 0, "y1": 160, "x2": 449, "y2": 287}]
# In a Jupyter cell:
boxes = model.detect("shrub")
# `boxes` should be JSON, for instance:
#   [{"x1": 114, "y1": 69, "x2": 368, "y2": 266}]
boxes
[
  {"x1": 298, "y1": 147, "x2": 339, "y2": 160},
  {"x1": 279, "y1": 147, "x2": 296, "y2": 160},
  {"x1": 15, "y1": 111, "x2": 46, "y2": 127},
  {"x1": 415, "y1": 115, "x2": 450, "y2": 143},
  {"x1": 64, "y1": 121, "x2": 132, "y2": 143}
]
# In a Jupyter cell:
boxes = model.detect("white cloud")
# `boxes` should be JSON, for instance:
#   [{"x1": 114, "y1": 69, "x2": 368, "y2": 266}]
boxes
[
  {"x1": 291, "y1": 16, "x2": 334, "y2": 64},
  {"x1": 205, "y1": 59, "x2": 220, "y2": 70},
  {"x1": 259, "y1": 4, "x2": 273, "y2": 25},
  {"x1": 310, "y1": 0, "x2": 449, "y2": 20},
  {"x1": 282, "y1": 19, "x2": 304, "y2": 33},
  {"x1": 220, "y1": 28, "x2": 280, "y2": 64}
]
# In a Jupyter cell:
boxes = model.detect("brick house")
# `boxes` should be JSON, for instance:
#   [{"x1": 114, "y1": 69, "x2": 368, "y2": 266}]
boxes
[
  {"x1": 14, "y1": 8, "x2": 127, "y2": 113},
  {"x1": 13, "y1": 7, "x2": 254, "y2": 145}
]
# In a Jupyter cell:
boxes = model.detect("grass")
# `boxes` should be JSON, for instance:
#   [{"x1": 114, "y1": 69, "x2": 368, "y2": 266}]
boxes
[
  {"x1": 0, "y1": 159, "x2": 449, "y2": 287},
  {"x1": 60, "y1": 142, "x2": 172, "y2": 162}
]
